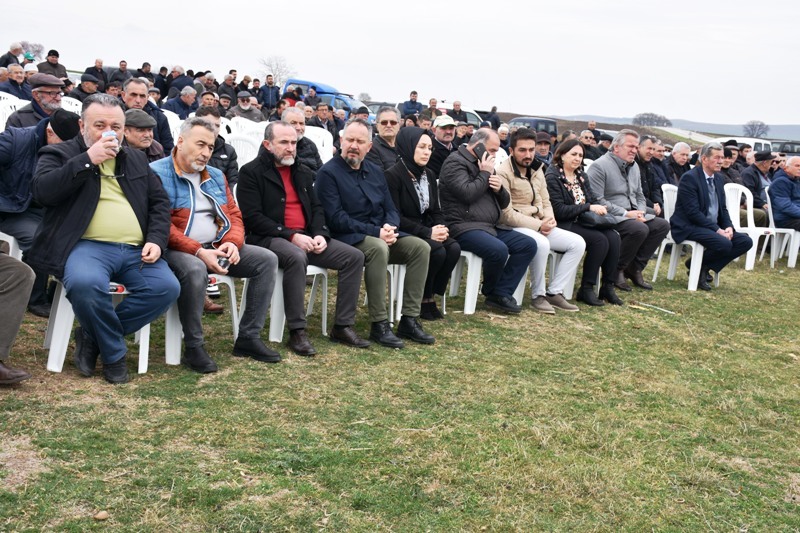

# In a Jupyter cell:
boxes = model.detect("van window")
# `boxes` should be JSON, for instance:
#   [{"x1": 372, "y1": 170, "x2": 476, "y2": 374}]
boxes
[{"x1": 333, "y1": 97, "x2": 349, "y2": 110}]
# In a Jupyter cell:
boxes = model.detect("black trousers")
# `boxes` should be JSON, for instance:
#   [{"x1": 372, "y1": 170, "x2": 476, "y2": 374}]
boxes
[
  {"x1": 615, "y1": 218, "x2": 670, "y2": 272},
  {"x1": 568, "y1": 224, "x2": 620, "y2": 285}
]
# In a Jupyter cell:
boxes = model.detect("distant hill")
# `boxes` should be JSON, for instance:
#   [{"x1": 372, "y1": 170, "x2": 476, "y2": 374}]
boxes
[{"x1": 554, "y1": 115, "x2": 800, "y2": 141}]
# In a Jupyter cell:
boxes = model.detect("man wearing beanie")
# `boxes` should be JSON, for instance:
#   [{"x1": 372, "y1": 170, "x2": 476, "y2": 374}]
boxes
[
  {"x1": 36, "y1": 50, "x2": 67, "y2": 79},
  {"x1": 0, "y1": 109, "x2": 81, "y2": 317}
]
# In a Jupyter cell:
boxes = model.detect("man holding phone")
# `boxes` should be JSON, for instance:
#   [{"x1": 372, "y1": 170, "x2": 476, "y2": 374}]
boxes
[{"x1": 439, "y1": 129, "x2": 538, "y2": 314}]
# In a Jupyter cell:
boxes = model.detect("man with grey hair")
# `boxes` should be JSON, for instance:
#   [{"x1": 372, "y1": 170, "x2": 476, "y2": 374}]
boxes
[
  {"x1": 226, "y1": 91, "x2": 264, "y2": 122},
  {"x1": 316, "y1": 118, "x2": 434, "y2": 348},
  {"x1": 5, "y1": 73, "x2": 63, "y2": 129},
  {"x1": 281, "y1": 106, "x2": 322, "y2": 173},
  {"x1": 162, "y1": 86, "x2": 198, "y2": 119},
  {"x1": 28, "y1": 93, "x2": 180, "y2": 383},
  {"x1": 0, "y1": 64, "x2": 31, "y2": 100},
  {"x1": 587, "y1": 129, "x2": 670, "y2": 291},
  {"x1": 670, "y1": 142, "x2": 752, "y2": 290},
  {"x1": 217, "y1": 73, "x2": 238, "y2": 103},
  {"x1": 447, "y1": 100, "x2": 468, "y2": 123},
  {"x1": 579, "y1": 130, "x2": 602, "y2": 160},
  {"x1": 151, "y1": 117, "x2": 281, "y2": 371},
  {"x1": 0, "y1": 42, "x2": 22, "y2": 68},
  {"x1": 664, "y1": 141, "x2": 691, "y2": 185},
  {"x1": 365, "y1": 106, "x2": 401, "y2": 170},
  {"x1": 166, "y1": 65, "x2": 193, "y2": 99},
  {"x1": 768, "y1": 156, "x2": 800, "y2": 231},
  {"x1": 238, "y1": 121, "x2": 368, "y2": 355}
]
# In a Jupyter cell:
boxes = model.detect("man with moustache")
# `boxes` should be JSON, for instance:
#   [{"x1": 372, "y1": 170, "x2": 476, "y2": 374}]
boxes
[
  {"x1": 5, "y1": 74, "x2": 63, "y2": 129},
  {"x1": 122, "y1": 108, "x2": 165, "y2": 163},
  {"x1": 427, "y1": 115, "x2": 459, "y2": 177}
]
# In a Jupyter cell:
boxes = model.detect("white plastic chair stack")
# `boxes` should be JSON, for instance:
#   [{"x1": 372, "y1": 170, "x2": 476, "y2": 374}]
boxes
[
  {"x1": 303, "y1": 126, "x2": 334, "y2": 164},
  {"x1": 59, "y1": 96, "x2": 83, "y2": 114},
  {"x1": 723, "y1": 183, "x2": 773, "y2": 270},
  {"x1": 762, "y1": 185, "x2": 798, "y2": 268},
  {"x1": 226, "y1": 135, "x2": 260, "y2": 169}
]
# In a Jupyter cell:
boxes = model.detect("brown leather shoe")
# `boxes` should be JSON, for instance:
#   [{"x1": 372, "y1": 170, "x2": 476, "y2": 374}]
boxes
[
  {"x1": 329, "y1": 325, "x2": 371, "y2": 348},
  {"x1": 288, "y1": 329, "x2": 316, "y2": 356},
  {"x1": 614, "y1": 270, "x2": 632, "y2": 292},
  {"x1": 203, "y1": 296, "x2": 224, "y2": 314},
  {"x1": 626, "y1": 269, "x2": 653, "y2": 290},
  {"x1": 0, "y1": 361, "x2": 31, "y2": 385}
]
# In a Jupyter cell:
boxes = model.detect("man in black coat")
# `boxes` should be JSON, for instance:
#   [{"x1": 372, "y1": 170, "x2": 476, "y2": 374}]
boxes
[
  {"x1": 634, "y1": 135, "x2": 663, "y2": 215},
  {"x1": 5, "y1": 73, "x2": 63, "y2": 130},
  {"x1": 238, "y1": 122, "x2": 368, "y2": 355},
  {"x1": 194, "y1": 106, "x2": 239, "y2": 185},
  {"x1": 427, "y1": 114, "x2": 459, "y2": 177},
  {"x1": 663, "y1": 142, "x2": 692, "y2": 185},
  {"x1": 446, "y1": 101, "x2": 468, "y2": 123},
  {"x1": 121, "y1": 78, "x2": 174, "y2": 151},
  {"x1": 281, "y1": 106, "x2": 322, "y2": 174},
  {"x1": 28, "y1": 94, "x2": 180, "y2": 383},
  {"x1": 365, "y1": 106, "x2": 400, "y2": 170},
  {"x1": 84, "y1": 59, "x2": 109, "y2": 92},
  {"x1": 308, "y1": 103, "x2": 340, "y2": 149}
]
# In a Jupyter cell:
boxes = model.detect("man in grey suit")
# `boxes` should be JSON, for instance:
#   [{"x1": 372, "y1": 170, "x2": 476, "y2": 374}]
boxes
[{"x1": 587, "y1": 129, "x2": 670, "y2": 291}]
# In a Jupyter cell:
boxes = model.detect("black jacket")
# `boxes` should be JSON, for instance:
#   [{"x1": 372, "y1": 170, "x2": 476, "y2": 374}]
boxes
[
  {"x1": 209, "y1": 136, "x2": 239, "y2": 186},
  {"x1": 28, "y1": 137, "x2": 171, "y2": 277},
  {"x1": 740, "y1": 164, "x2": 768, "y2": 209},
  {"x1": 68, "y1": 84, "x2": 96, "y2": 102},
  {"x1": 664, "y1": 155, "x2": 690, "y2": 185},
  {"x1": 308, "y1": 116, "x2": 340, "y2": 148},
  {"x1": 385, "y1": 162, "x2": 443, "y2": 239},
  {"x1": 635, "y1": 155, "x2": 663, "y2": 208},
  {"x1": 438, "y1": 145, "x2": 510, "y2": 238},
  {"x1": 447, "y1": 108, "x2": 468, "y2": 123},
  {"x1": 365, "y1": 136, "x2": 399, "y2": 170},
  {"x1": 237, "y1": 149, "x2": 329, "y2": 248},
  {"x1": 428, "y1": 137, "x2": 457, "y2": 177},
  {"x1": 297, "y1": 137, "x2": 323, "y2": 174},
  {"x1": 544, "y1": 164, "x2": 594, "y2": 229},
  {"x1": 5, "y1": 101, "x2": 47, "y2": 130}
]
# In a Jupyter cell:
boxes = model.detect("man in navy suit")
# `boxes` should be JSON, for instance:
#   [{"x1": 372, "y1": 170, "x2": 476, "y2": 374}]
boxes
[{"x1": 670, "y1": 142, "x2": 753, "y2": 290}]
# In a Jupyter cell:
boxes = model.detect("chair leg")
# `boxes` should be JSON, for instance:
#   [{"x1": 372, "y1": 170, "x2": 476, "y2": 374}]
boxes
[
  {"x1": 667, "y1": 242, "x2": 682, "y2": 281},
  {"x1": 687, "y1": 245, "x2": 705, "y2": 291},
  {"x1": 164, "y1": 303, "x2": 182, "y2": 365},
  {"x1": 449, "y1": 256, "x2": 465, "y2": 298},
  {"x1": 267, "y1": 271, "x2": 285, "y2": 343},
  {"x1": 652, "y1": 242, "x2": 667, "y2": 282},
  {"x1": 137, "y1": 324, "x2": 150, "y2": 374},
  {"x1": 45, "y1": 282, "x2": 75, "y2": 373},
  {"x1": 394, "y1": 265, "x2": 406, "y2": 323},
  {"x1": 789, "y1": 232, "x2": 800, "y2": 268},
  {"x1": 463, "y1": 254, "x2": 482, "y2": 315},
  {"x1": 512, "y1": 267, "x2": 528, "y2": 306}
]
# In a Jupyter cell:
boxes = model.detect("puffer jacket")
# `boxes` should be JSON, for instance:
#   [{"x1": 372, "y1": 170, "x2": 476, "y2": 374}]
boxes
[
  {"x1": 209, "y1": 136, "x2": 239, "y2": 186},
  {"x1": 150, "y1": 154, "x2": 244, "y2": 255},
  {"x1": 496, "y1": 156, "x2": 551, "y2": 231},
  {"x1": 0, "y1": 120, "x2": 48, "y2": 213}
]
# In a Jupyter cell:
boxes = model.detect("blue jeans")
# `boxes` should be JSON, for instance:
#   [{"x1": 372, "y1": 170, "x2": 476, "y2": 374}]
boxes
[
  {"x1": 62, "y1": 240, "x2": 180, "y2": 363},
  {"x1": 456, "y1": 229, "x2": 537, "y2": 298}
]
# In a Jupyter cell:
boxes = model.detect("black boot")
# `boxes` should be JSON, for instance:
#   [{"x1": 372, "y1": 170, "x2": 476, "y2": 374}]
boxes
[
  {"x1": 599, "y1": 283, "x2": 624, "y2": 306},
  {"x1": 397, "y1": 315, "x2": 435, "y2": 344},
  {"x1": 576, "y1": 283, "x2": 604, "y2": 306}
]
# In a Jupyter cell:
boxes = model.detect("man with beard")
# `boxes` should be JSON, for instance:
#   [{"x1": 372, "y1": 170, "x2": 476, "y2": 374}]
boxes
[
  {"x1": 28, "y1": 94, "x2": 180, "y2": 383},
  {"x1": 634, "y1": 135, "x2": 663, "y2": 216},
  {"x1": 151, "y1": 118, "x2": 280, "y2": 371},
  {"x1": 316, "y1": 119, "x2": 434, "y2": 349},
  {"x1": 259, "y1": 74, "x2": 281, "y2": 113},
  {"x1": 122, "y1": 108, "x2": 164, "y2": 163},
  {"x1": 5, "y1": 74, "x2": 63, "y2": 129},
  {"x1": 663, "y1": 142, "x2": 691, "y2": 185},
  {"x1": 281, "y1": 106, "x2": 322, "y2": 174},
  {"x1": 122, "y1": 78, "x2": 174, "y2": 151},
  {"x1": 238, "y1": 121, "x2": 368, "y2": 355},
  {"x1": 226, "y1": 91, "x2": 264, "y2": 122},
  {"x1": 427, "y1": 115, "x2": 459, "y2": 177}
]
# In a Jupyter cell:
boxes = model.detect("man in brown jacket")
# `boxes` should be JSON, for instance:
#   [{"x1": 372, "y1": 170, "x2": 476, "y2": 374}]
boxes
[{"x1": 498, "y1": 129, "x2": 585, "y2": 313}]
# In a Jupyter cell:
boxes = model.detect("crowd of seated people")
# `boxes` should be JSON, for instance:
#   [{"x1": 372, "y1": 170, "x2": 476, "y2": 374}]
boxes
[{"x1": 0, "y1": 45, "x2": 792, "y2": 386}]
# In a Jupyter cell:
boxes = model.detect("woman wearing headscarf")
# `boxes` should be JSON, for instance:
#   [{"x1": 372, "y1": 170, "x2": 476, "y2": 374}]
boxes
[{"x1": 385, "y1": 127, "x2": 461, "y2": 320}]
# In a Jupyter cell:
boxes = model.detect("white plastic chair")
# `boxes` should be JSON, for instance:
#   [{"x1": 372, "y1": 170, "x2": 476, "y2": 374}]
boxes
[
  {"x1": 448, "y1": 251, "x2": 483, "y2": 314},
  {"x1": 59, "y1": 96, "x2": 83, "y2": 114},
  {"x1": 654, "y1": 184, "x2": 719, "y2": 291},
  {"x1": 762, "y1": 185, "x2": 797, "y2": 268},
  {"x1": 493, "y1": 148, "x2": 509, "y2": 170},
  {"x1": 303, "y1": 126, "x2": 334, "y2": 164},
  {"x1": 164, "y1": 274, "x2": 240, "y2": 365},
  {"x1": 0, "y1": 92, "x2": 19, "y2": 103},
  {"x1": 723, "y1": 183, "x2": 772, "y2": 270},
  {"x1": 161, "y1": 109, "x2": 183, "y2": 142},
  {"x1": 265, "y1": 266, "x2": 329, "y2": 343},
  {"x1": 0, "y1": 100, "x2": 21, "y2": 130},
  {"x1": 45, "y1": 281, "x2": 152, "y2": 374},
  {"x1": 226, "y1": 134, "x2": 259, "y2": 169},
  {"x1": 0, "y1": 231, "x2": 22, "y2": 260}
]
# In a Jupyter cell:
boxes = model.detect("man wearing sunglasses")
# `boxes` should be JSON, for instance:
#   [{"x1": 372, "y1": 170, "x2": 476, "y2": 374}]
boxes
[
  {"x1": 5, "y1": 73, "x2": 63, "y2": 130},
  {"x1": 365, "y1": 107, "x2": 400, "y2": 170}
]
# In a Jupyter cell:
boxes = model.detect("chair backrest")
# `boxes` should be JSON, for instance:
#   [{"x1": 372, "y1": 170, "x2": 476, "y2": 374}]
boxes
[
  {"x1": 161, "y1": 109, "x2": 183, "y2": 141},
  {"x1": 219, "y1": 116, "x2": 232, "y2": 136},
  {"x1": 303, "y1": 125, "x2": 334, "y2": 163},
  {"x1": 723, "y1": 183, "x2": 753, "y2": 230},
  {"x1": 226, "y1": 134, "x2": 259, "y2": 168},
  {"x1": 0, "y1": 100, "x2": 20, "y2": 130},
  {"x1": 661, "y1": 184, "x2": 678, "y2": 222},
  {"x1": 0, "y1": 92, "x2": 19, "y2": 103},
  {"x1": 60, "y1": 96, "x2": 83, "y2": 114},
  {"x1": 493, "y1": 147, "x2": 509, "y2": 170},
  {"x1": 764, "y1": 185, "x2": 778, "y2": 230}
]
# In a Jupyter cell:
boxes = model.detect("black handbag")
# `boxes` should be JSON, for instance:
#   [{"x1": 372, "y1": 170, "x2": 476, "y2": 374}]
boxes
[{"x1": 578, "y1": 211, "x2": 618, "y2": 229}]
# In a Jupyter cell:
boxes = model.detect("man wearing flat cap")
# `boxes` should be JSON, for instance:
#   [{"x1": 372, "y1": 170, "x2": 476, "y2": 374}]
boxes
[
  {"x1": 741, "y1": 151, "x2": 775, "y2": 212},
  {"x1": 5, "y1": 73, "x2": 63, "y2": 129},
  {"x1": 36, "y1": 50, "x2": 67, "y2": 79},
  {"x1": 0, "y1": 109, "x2": 82, "y2": 317},
  {"x1": 68, "y1": 74, "x2": 100, "y2": 102},
  {"x1": 226, "y1": 91, "x2": 264, "y2": 122},
  {"x1": 123, "y1": 108, "x2": 164, "y2": 163},
  {"x1": 534, "y1": 131, "x2": 553, "y2": 168}
]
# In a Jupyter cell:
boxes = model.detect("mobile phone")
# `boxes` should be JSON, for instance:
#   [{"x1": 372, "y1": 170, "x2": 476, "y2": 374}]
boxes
[{"x1": 473, "y1": 142, "x2": 487, "y2": 161}]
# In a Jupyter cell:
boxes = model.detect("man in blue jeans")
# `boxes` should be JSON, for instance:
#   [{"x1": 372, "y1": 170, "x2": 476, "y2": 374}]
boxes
[
  {"x1": 28, "y1": 94, "x2": 180, "y2": 384},
  {"x1": 439, "y1": 128, "x2": 537, "y2": 313}
]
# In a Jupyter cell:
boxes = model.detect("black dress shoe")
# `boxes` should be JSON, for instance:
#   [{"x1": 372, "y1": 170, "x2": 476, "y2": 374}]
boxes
[
  {"x1": 599, "y1": 283, "x2": 625, "y2": 305},
  {"x1": 27, "y1": 302, "x2": 51, "y2": 318},
  {"x1": 697, "y1": 271, "x2": 712, "y2": 291},
  {"x1": 397, "y1": 316, "x2": 435, "y2": 344},
  {"x1": 0, "y1": 361, "x2": 31, "y2": 384},
  {"x1": 576, "y1": 285, "x2": 605, "y2": 306},
  {"x1": 182, "y1": 345, "x2": 220, "y2": 373},
  {"x1": 484, "y1": 294, "x2": 522, "y2": 314},
  {"x1": 102, "y1": 357, "x2": 129, "y2": 384},
  {"x1": 232, "y1": 337, "x2": 281, "y2": 363},
  {"x1": 73, "y1": 326, "x2": 99, "y2": 377},
  {"x1": 369, "y1": 320, "x2": 404, "y2": 348},
  {"x1": 626, "y1": 269, "x2": 653, "y2": 290},
  {"x1": 288, "y1": 329, "x2": 316, "y2": 357},
  {"x1": 614, "y1": 270, "x2": 632, "y2": 292},
  {"x1": 329, "y1": 326, "x2": 371, "y2": 348}
]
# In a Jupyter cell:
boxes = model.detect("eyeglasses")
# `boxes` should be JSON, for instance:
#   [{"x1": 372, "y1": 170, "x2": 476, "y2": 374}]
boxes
[
  {"x1": 379, "y1": 120, "x2": 399, "y2": 126},
  {"x1": 37, "y1": 90, "x2": 62, "y2": 97}
]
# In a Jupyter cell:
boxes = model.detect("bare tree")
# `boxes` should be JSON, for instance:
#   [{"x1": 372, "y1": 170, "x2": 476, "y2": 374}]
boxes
[
  {"x1": 258, "y1": 56, "x2": 295, "y2": 89},
  {"x1": 357, "y1": 92, "x2": 371, "y2": 102},
  {"x1": 20, "y1": 41, "x2": 44, "y2": 61},
  {"x1": 743, "y1": 120, "x2": 769, "y2": 138},
  {"x1": 632, "y1": 112, "x2": 672, "y2": 127}
]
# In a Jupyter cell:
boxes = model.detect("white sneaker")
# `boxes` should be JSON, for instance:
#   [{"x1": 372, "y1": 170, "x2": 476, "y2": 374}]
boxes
[{"x1": 531, "y1": 295, "x2": 556, "y2": 315}]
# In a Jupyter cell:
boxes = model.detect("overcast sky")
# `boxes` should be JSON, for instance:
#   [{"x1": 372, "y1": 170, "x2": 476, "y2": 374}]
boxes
[{"x1": 5, "y1": 0, "x2": 797, "y2": 125}]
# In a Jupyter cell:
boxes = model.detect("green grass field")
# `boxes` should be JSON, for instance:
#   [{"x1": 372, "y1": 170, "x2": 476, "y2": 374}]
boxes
[{"x1": 2, "y1": 256, "x2": 799, "y2": 531}]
